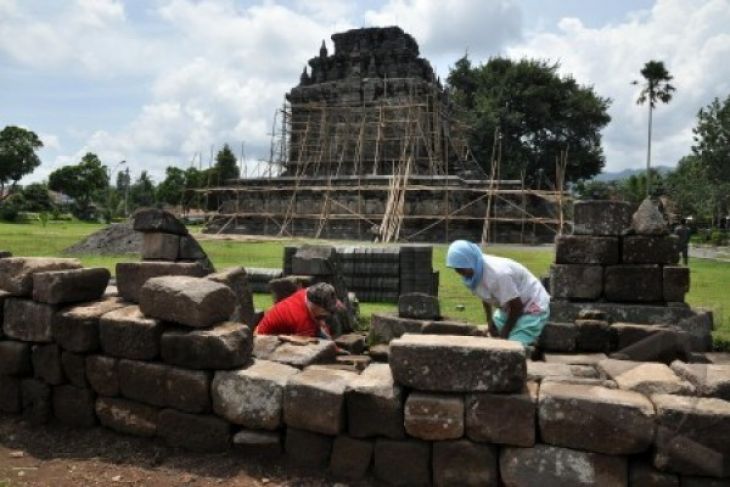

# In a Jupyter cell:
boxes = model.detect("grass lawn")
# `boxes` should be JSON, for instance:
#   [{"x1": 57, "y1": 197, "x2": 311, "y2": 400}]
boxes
[{"x1": 1, "y1": 221, "x2": 728, "y2": 347}]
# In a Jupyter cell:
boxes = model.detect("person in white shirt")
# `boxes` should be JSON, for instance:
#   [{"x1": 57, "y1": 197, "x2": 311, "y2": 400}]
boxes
[{"x1": 446, "y1": 240, "x2": 550, "y2": 345}]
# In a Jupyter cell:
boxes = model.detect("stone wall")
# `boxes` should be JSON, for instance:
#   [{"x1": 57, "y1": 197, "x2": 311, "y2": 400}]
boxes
[{"x1": 1, "y1": 252, "x2": 729, "y2": 485}]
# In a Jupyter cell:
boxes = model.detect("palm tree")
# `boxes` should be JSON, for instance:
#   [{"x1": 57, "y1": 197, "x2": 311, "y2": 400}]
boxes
[{"x1": 632, "y1": 60, "x2": 676, "y2": 196}]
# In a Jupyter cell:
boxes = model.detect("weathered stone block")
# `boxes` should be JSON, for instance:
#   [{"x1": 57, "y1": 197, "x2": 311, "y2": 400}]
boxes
[
  {"x1": 369, "y1": 312, "x2": 425, "y2": 343},
  {"x1": 329, "y1": 436, "x2": 373, "y2": 481},
  {"x1": 575, "y1": 319, "x2": 614, "y2": 352},
  {"x1": 612, "y1": 322, "x2": 668, "y2": 349},
  {"x1": 373, "y1": 439, "x2": 431, "y2": 487},
  {"x1": 142, "y1": 232, "x2": 180, "y2": 260},
  {"x1": 3, "y1": 298, "x2": 56, "y2": 342},
  {"x1": 164, "y1": 366, "x2": 210, "y2": 413},
  {"x1": 0, "y1": 257, "x2": 81, "y2": 296},
  {"x1": 390, "y1": 334, "x2": 526, "y2": 393},
  {"x1": 549, "y1": 264, "x2": 603, "y2": 300},
  {"x1": 115, "y1": 261, "x2": 207, "y2": 303},
  {"x1": 433, "y1": 439, "x2": 498, "y2": 487},
  {"x1": 334, "y1": 333, "x2": 366, "y2": 354},
  {"x1": 132, "y1": 208, "x2": 188, "y2": 235},
  {"x1": 551, "y1": 300, "x2": 697, "y2": 325},
  {"x1": 285, "y1": 428, "x2": 332, "y2": 467},
  {"x1": 347, "y1": 363, "x2": 404, "y2": 439},
  {"x1": 32, "y1": 268, "x2": 110, "y2": 304},
  {"x1": 161, "y1": 322, "x2": 252, "y2": 370},
  {"x1": 598, "y1": 359, "x2": 695, "y2": 395},
  {"x1": 212, "y1": 360, "x2": 298, "y2": 429},
  {"x1": 632, "y1": 198, "x2": 669, "y2": 235},
  {"x1": 0, "y1": 375, "x2": 21, "y2": 413},
  {"x1": 605, "y1": 265, "x2": 663, "y2": 302},
  {"x1": 368, "y1": 343, "x2": 389, "y2": 362},
  {"x1": 283, "y1": 367, "x2": 356, "y2": 435},
  {"x1": 398, "y1": 292, "x2": 440, "y2": 320},
  {"x1": 538, "y1": 322, "x2": 577, "y2": 352},
  {"x1": 232, "y1": 429, "x2": 282, "y2": 455},
  {"x1": 573, "y1": 200, "x2": 632, "y2": 236},
  {"x1": 543, "y1": 353, "x2": 608, "y2": 365},
  {"x1": 0, "y1": 340, "x2": 31, "y2": 375},
  {"x1": 139, "y1": 276, "x2": 235, "y2": 328},
  {"x1": 99, "y1": 306, "x2": 163, "y2": 360},
  {"x1": 466, "y1": 382, "x2": 538, "y2": 447},
  {"x1": 96, "y1": 397, "x2": 159, "y2": 437},
  {"x1": 500, "y1": 444, "x2": 628, "y2": 486},
  {"x1": 118, "y1": 359, "x2": 167, "y2": 407},
  {"x1": 677, "y1": 311, "x2": 714, "y2": 352},
  {"x1": 527, "y1": 360, "x2": 599, "y2": 381},
  {"x1": 555, "y1": 235, "x2": 619, "y2": 264},
  {"x1": 623, "y1": 235, "x2": 680, "y2": 264},
  {"x1": 404, "y1": 392, "x2": 464, "y2": 440},
  {"x1": 653, "y1": 394, "x2": 730, "y2": 478},
  {"x1": 291, "y1": 245, "x2": 337, "y2": 275},
  {"x1": 268, "y1": 276, "x2": 301, "y2": 302},
  {"x1": 671, "y1": 361, "x2": 730, "y2": 401},
  {"x1": 629, "y1": 461, "x2": 680, "y2": 487},
  {"x1": 21, "y1": 378, "x2": 52, "y2": 424},
  {"x1": 178, "y1": 235, "x2": 206, "y2": 260},
  {"x1": 664, "y1": 266, "x2": 690, "y2": 302},
  {"x1": 32, "y1": 344, "x2": 64, "y2": 385},
  {"x1": 53, "y1": 297, "x2": 127, "y2": 352},
  {"x1": 60, "y1": 351, "x2": 87, "y2": 388},
  {"x1": 421, "y1": 320, "x2": 479, "y2": 336},
  {"x1": 206, "y1": 267, "x2": 256, "y2": 326},
  {"x1": 53, "y1": 384, "x2": 96, "y2": 427},
  {"x1": 253, "y1": 336, "x2": 336, "y2": 368},
  {"x1": 85, "y1": 355, "x2": 119, "y2": 397},
  {"x1": 158, "y1": 409, "x2": 230, "y2": 452},
  {"x1": 539, "y1": 381, "x2": 655, "y2": 455}
]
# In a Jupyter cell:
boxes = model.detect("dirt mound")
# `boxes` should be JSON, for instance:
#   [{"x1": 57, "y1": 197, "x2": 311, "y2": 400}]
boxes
[{"x1": 64, "y1": 221, "x2": 143, "y2": 255}]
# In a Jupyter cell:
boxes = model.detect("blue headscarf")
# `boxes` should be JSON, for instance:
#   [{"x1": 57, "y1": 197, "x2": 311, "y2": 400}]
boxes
[{"x1": 446, "y1": 240, "x2": 485, "y2": 291}]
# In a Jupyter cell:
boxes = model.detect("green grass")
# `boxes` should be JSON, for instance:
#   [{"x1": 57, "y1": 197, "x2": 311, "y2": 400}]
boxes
[{"x1": 1, "y1": 221, "x2": 728, "y2": 345}]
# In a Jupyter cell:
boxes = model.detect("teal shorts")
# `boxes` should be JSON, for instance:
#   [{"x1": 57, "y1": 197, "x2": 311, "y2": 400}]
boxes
[{"x1": 492, "y1": 309, "x2": 550, "y2": 346}]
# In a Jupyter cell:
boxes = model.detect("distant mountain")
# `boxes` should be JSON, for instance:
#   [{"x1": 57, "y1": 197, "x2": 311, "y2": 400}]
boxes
[{"x1": 594, "y1": 165, "x2": 673, "y2": 182}]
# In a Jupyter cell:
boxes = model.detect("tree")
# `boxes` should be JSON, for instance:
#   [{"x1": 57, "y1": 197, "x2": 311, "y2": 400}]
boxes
[
  {"x1": 692, "y1": 95, "x2": 730, "y2": 182},
  {"x1": 447, "y1": 56, "x2": 611, "y2": 186},
  {"x1": 0, "y1": 126, "x2": 43, "y2": 200},
  {"x1": 157, "y1": 167, "x2": 186, "y2": 206},
  {"x1": 129, "y1": 171, "x2": 156, "y2": 209},
  {"x1": 48, "y1": 153, "x2": 109, "y2": 219},
  {"x1": 20, "y1": 183, "x2": 54, "y2": 212},
  {"x1": 632, "y1": 60, "x2": 676, "y2": 196},
  {"x1": 214, "y1": 144, "x2": 239, "y2": 184}
]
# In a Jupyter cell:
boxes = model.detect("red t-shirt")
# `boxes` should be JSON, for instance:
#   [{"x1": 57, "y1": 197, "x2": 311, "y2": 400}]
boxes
[{"x1": 256, "y1": 289, "x2": 319, "y2": 337}]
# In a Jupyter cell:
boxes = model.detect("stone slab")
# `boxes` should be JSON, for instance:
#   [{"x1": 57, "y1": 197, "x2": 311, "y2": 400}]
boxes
[
  {"x1": 605, "y1": 265, "x2": 663, "y2": 302},
  {"x1": 598, "y1": 359, "x2": 695, "y2": 395},
  {"x1": 543, "y1": 353, "x2": 608, "y2": 365},
  {"x1": 539, "y1": 381, "x2": 655, "y2": 455},
  {"x1": 291, "y1": 245, "x2": 338, "y2": 275},
  {"x1": 347, "y1": 363, "x2": 404, "y2": 439},
  {"x1": 3, "y1": 298, "x2": 56, "y2": 342},
  {"x1": 285, "y1": 428, "x2": 332, "y2": 467},
  {"x1": 550, "y1": 264, "x2": 603, "y2": 300},
  {"x1": 118, "y1": 359, "x2": 167, "y2": 407},
  {"x1": 612, "y1": 322, "x2": 669, "y2": 350},
  {"x1": 0, "y1": 340, "x2": 31, "y2": 375},
  {"x1": 550, "y1": 300, "x2": 697, "y2": 324},
  {"x1": 96, "y1": 397, "x2": 159, "y2": 437},
  {"x1": 500, "y1": 444, "x2": 628, "y2": 486},
  {"x1": 283, "y1": 367, "x2": 356, "y2": 435},
  {"x1": 0, "y1": 375, "x2": 21, "y2": 413},
  {"x1": 212, "y1": 359, "x2": 298, "y2": 430},
  {"x1": 53, "y1": 297, "x2": 128, "y2": 352},
  {"x1": 705, "y1": 353, "x2": 730, "y2": 365},
  {"x1": 664, "y1": 266, "x2": 690, "y2": 302},
  {"x1": 404, "y1": 392, "x2": 464, "y2": 440},
  {"x1": 369, "y1": 312, "x2": 425, "y2": 344},
  {"x1": 630, "y1": 461, "x2": 680, "y2": 487},
  {"x1": 623, "y1": 235, "x2": 680, "y2": 264},
  {"x1": 161, "y1": 322, "x2": 252, "y2": 370},
  {"x1": 421, "y1": 320, "x2": 480, "y2": 336},
  {"x1": 53, "y1": 384, "x2": 96, "y2": 427},
  {"x1": 573, "y1": 200, "x2": 632, "y2": 236},
  {"x1": 132, "y1": 208, "x2": 188, "y2": 235},
  {"x1": 329, "y1": 436, "x2": 373, "y2": 481},
  {"x1": 115, "y1": 261, "x2": 207, "y2": 303},
  {"x1": 165, "y1": 366, "x2": 210, "y2": 413},
  {"x1": 32, "y1": 268, "x2": 110, "y2": 305},
  {"x1": 652, "y1": 394, "x2": 730, "y2": 478},
  {"x1": 555, "y1": 235, "x2": 619, "y2": 265},
  {"x1": 575, "y1": 319, "x2": 614, "y2": 353},
  {"x1": 85, "y1": 355, "x2": 119, "y2": 397},
  {"x1": 158, "y1": 409, "x2": 230, "y2": 452},
  {"x1": 538, "y1": 322, "x2": 578, "y2": 353},
  {"x1": 0, "y1": 257, "x2": 81, "y2": 296},
  {"x1": 389, "y1": 334, "x2": 526, "y2": 393},
  {"x1": 99, "y1": 305, "x2": 163, "y2": 360},
  {"x1": 671, "y1": 361, "x2": 730, "y2": 401},
  {"x1": 232, "y1": 429, "x2": 282, "y2": 455},
  {"x1": 398, "y1": 293, "x2": 440, "y2": 320},
  {"x1": 32, "y1": 344, "x2": 64, "y2": 385},
  {"x1": 142, "y1": 232, "x2": 180, "y2": 260},
  {"x1": 527, "y1": 360, "x2": 599, "y2": 381},
  {"x1": 466, "y1": 381, "x2": 538, "y2": 447},
  {"x1": 373, "y1": 439, "x2": 431, "y2": 487},
  {"x1": 60, "y1": 351, "x2": 87, "y2": 388},
  {"x1": 334, "y1": 333, "x2": 366, "y2": 354},
  {"x1": 21, "y1": 378, "x2": 52, "y2": 425},
  {"x1": 432, "y1": 439, "x2": 498, "y2": 487},
  {"x1": 206, "y1": 267, "x2": 256, "y2": 326},
  {"x1": 253, "y1": 336, "x2": 336, "y2": 368}
]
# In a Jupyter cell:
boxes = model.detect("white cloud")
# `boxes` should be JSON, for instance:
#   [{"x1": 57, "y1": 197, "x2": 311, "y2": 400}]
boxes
[{"x1": 508, "y1": 0, "x2": 730, "y2": 172}]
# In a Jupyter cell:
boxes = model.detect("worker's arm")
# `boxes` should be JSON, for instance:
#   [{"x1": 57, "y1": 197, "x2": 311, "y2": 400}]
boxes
[
  {"x1": 500, "y1": 297, "x2": 524, "y2": 339},
  {"x1": 482, "y1": 301, "x2": 499, "y2": 338}
]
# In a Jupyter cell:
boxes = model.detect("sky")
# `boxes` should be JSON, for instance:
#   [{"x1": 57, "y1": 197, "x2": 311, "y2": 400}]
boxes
[{"x1": 1, "y1": 0, "x2": 729, "y2": 184}]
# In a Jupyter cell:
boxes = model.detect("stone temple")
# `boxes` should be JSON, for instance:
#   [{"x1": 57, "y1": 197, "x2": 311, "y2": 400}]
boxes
[{"x1": 203, "y1": 27, "x2": 562, "y2": 243}]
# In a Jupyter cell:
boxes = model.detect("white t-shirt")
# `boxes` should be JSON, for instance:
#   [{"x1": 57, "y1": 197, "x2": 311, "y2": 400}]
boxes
[{"x1": 473, "y1": 255, "x2": 550, "y2": 314}]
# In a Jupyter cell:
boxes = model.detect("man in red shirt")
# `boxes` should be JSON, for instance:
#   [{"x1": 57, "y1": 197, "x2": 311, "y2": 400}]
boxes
[{"x1": 255, "y1": 283, "x2": 343, "y2": 339}]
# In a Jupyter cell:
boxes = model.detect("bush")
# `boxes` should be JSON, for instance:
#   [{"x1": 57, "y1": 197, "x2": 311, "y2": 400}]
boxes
[
  {"x1": 711, "y1": 229, "x2": 729, "y2": 247},
  {"x1": 0, "y1": 202, "x2": 20, "y2": 222}
]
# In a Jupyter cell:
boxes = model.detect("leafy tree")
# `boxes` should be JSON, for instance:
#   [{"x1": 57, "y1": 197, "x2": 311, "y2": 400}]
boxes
[
  {"x1": 666, "y1": 155, "x2": 714, "y2": 223},
  {"x1": 48, "y1": 153, "x2": 109, "y2": 219},
  {"x1": 632, "y1": 60, "x2": 676, "y2": 195},
  {"x1": 20, "y1": 183, "x2": 54, "y2": 212},
  {"x1": 447, "y1": 56, "x2": 611, "y2": 186},
  {"x1": 0, "y1": 126, "x2": 43, "y2": 200},
  {"x1": 214, "y1": 144, "x2": 240, "y2": 184},
  {"x1": 573, "y1": 180, "x2": 619, "y2": 201},
  {"x1": 157, "y1": 167, "x2": 186, "y2": 206},
  {"x1": 129, "y1": 171, "x2": 156, "y2": 209},
  {"x1": 692, "y1": 95, "x2": 730, "y2": 182},
  {"x1": 616, "y1": 169, "x2": 666, "y2": 206}
]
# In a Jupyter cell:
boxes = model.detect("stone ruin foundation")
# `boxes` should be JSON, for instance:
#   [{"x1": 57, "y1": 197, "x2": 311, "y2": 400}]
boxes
[{"x1": 1, "y1": 204, "x2": 729, "y2": 485}]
